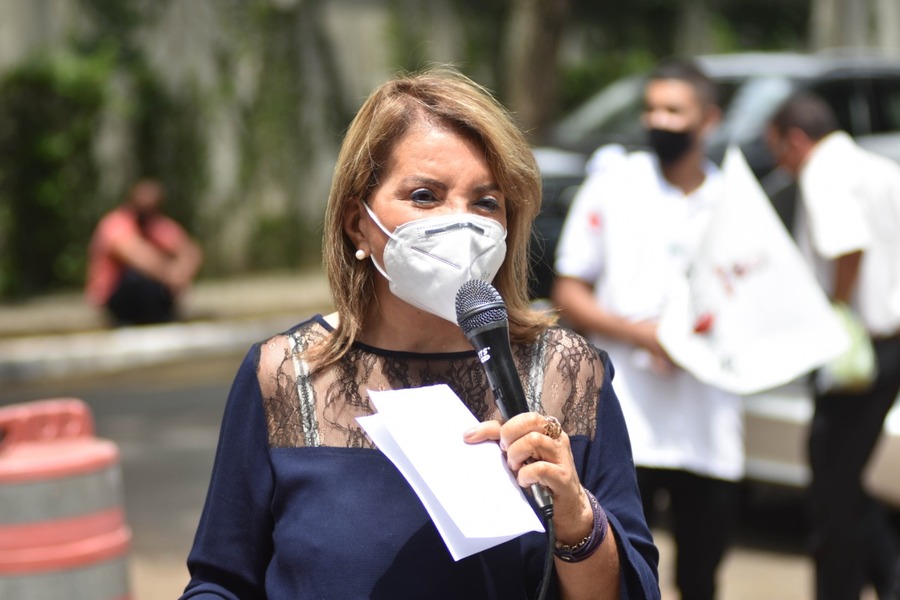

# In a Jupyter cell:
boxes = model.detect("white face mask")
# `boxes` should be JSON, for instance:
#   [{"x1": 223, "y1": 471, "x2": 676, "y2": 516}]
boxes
[{"x1": 363, "y1": 202, "x2": 507, "y2": 323}]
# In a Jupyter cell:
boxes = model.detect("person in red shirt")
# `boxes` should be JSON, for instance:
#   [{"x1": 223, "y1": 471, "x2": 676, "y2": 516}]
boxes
[{"x1": 85, "y1": 179, "x2": 203, "y2": 325}]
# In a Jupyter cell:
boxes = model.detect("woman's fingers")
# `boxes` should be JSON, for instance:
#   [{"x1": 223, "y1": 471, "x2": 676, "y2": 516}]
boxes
[
  {"x1": 467, "y1": 413, "x2": 569, "y2": 470},
  {"x1": 463, "y1": 419, "x2": 501, "y2": 443},
  {"x1": 497, "y1": 412, "x2": 550, "y2": 451},
  {"x1": 464, "y1": 412, "x2": 591, "y2": 537},
  {"x1": 498, "y1": 414, "x2": 580, "y2": 498},
  {"x1": 515, "y1": 456, "x2": 569, "y2": 491},
  {"x1": 504, "y1": 429, "x2": 566, "y2": 471}
]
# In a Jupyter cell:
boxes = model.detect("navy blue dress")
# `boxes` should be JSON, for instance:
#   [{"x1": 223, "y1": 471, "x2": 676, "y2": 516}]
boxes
[{"x1": 181, "y1": 315, "x2": 659, "y2": 599}]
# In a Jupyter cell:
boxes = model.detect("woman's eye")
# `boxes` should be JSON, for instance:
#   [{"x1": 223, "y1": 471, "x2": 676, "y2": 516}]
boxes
[
  {"x1": 476, "y1": 195, "x2": 501, "y2": 212},
  {"x1": 410, "y1": 188, "x2": 437, "y2": 203}
]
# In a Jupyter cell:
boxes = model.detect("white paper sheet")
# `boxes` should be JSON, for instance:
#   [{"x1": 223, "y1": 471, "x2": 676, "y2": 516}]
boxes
[{"x1": 357, "y1": 384, "x2": 544, "y2": 561}]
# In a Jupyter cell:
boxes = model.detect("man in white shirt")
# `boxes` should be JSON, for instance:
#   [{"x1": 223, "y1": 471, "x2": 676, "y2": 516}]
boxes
[
  {"x1": 767, "y1": 92, "x2": 900, "y2": 600},
  {"x1": 553, "y1": 59, "x2": 741, "y2": 600}
]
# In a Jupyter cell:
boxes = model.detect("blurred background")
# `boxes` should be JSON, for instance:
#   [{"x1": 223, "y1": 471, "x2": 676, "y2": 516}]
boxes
[
  {"x1": 1, "y1": 0, "x2": 897, "y2": 299},
  {"x1": 1, "y1": 1, "x2": 899, "y2": 599}
]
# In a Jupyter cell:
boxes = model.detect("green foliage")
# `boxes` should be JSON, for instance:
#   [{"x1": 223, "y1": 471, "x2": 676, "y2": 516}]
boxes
[
  {"x1": 0, "y1": 0, "x2": 208, "y2": 298},
  {"x1": 217, "y1": 0, "x2": 344, "y2": 276},
  {"x1": 79, "y1": 0, "x2": 206, "y2": 249},
  {"x1": 239, "y1": 4, "x2": 307, "y2": 189},
  {"x1": 718, "y1": 0, "x2": 809, "y2": 50},
  {"x1": 387, "y1": 0, "x2": 433, "y2": 74},
  {"x1": 450, "y1": 0, "x2": 507, "y2": 89},
  {"x1": 0, "y1": 0, "x2": 814, "y2": 299},
  {"x1": 247, "y1": 214, "x2": 322, "y2": 271},
  {"x1": 130, "y1": 65, "x2": 207, "y2": 233},
  {"x1": 559, "y1": 50, "x2": 658, "y2": 115},
  {"x1": 549, "y1": 0, "x2": 810, "y2": 119},
  {"x1": 0, "y1": 48, "x2": 113, "y2": 297}
]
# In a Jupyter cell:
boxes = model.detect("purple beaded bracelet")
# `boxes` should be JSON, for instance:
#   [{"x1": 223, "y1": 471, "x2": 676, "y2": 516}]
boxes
[{"x1": 553, "y1": 488, "x2": 609, "y2": 563}]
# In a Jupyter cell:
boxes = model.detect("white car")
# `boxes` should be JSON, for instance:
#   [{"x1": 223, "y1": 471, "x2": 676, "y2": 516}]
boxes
[{"x1": 744, "y1": 380, "x2": 900, "y2": 507}]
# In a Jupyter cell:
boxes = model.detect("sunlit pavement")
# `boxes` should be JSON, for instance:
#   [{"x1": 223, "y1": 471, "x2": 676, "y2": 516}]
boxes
[{"x1": 127, "y1": 529, "x2": 819, "y2": 600}]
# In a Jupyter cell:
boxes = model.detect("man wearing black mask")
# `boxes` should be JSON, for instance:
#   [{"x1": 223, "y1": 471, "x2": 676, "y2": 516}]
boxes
[
  {"x1": 553, "y1": 59, "x2": 739, "y2": 600},
  {"x1": 642, "y1": 60, "x2": 720, "y2": 180}
]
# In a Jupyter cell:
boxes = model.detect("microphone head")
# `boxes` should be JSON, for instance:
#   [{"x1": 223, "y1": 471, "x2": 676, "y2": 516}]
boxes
[{"x1": 455, "y1": 279, "x2": 508, "y2": 335}]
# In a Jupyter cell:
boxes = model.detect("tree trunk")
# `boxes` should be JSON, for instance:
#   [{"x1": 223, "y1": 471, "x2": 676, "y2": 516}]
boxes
[
  {"x1": 876, "y1": 0, "x2": 900, "y2": 54},
  {"x1": 503, "y1": 0, "x2": 571, "y2": 143},
  {"x1": 810, "y1": 0, "x2": 870, "y2": 50},
  {"x1": 674, "y1": 0, "x2": 714, "y2": 57}
]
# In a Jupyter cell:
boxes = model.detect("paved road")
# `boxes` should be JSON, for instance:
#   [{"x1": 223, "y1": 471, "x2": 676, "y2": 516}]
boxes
[{"x1": 2, "y1": 354, "x2": 875, "y2": 600}]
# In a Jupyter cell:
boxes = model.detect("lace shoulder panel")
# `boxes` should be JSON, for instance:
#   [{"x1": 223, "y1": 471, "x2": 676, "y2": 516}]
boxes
[
  {"x1": 256, "y1": 320, "x2": 605, "y2": 448},
  {"x1": 257, "y1": 318, "x2": 329, "y2": 448},
  {"x1": 535, "y1": 327, "x2": 605, "y2": 440}
]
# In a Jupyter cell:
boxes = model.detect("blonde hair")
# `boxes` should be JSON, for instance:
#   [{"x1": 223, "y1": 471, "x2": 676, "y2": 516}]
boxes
[{"x1": 314, "y1": 67, "x2": 555, "y2": 367}]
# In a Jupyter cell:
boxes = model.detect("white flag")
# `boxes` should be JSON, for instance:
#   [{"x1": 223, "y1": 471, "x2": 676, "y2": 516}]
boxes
[{"x1": 657, "y1": 146, "x2": 849, "y2": 394}]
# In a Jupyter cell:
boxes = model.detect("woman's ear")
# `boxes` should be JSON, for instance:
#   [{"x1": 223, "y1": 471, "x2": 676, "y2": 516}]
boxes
[{"x1": 343, "y1": 199, "x2": 368, "y2": 250}]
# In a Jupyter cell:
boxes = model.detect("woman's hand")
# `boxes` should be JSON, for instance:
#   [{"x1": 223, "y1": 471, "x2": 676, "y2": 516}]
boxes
[
  {"x1": 466, "y1": 413, "x2": 622, "y2": 599},
  {"x1": 464, "y1": 413, "x2": 593, "y2": 546}
]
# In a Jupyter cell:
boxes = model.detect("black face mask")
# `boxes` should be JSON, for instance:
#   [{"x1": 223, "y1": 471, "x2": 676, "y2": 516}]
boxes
[{"x1": 646, "y1": 128, "x2": 694, "y2": 164}]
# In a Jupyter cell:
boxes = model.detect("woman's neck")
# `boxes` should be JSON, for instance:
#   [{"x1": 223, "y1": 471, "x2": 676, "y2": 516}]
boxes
[{"x1": 358, "y1": 298, "x2": 473, "y2": 354}]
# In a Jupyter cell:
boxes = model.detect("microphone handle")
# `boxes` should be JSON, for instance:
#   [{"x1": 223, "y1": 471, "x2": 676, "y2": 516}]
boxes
[{"x1": 468, "y1": 324, "x2": 554, "y2": 512}]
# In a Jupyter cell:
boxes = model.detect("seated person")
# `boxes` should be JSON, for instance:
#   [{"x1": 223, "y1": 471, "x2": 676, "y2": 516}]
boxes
[{"x1": 85, "y1": 179, "x2": 203, "y2": 325}]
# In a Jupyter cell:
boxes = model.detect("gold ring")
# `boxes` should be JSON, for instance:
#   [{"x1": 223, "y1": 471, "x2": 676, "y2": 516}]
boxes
[{"x1": 543, "y1": 415, "x2": 562, "y2": 440}]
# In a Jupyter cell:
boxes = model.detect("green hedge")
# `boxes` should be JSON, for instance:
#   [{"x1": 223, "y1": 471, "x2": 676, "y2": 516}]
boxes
[
  {"x1": 0, "y1": 44, "x2": 208, "y2": 299},
  {"x1": 0, "y1": 49, "x2": 112, "y2": 298}
]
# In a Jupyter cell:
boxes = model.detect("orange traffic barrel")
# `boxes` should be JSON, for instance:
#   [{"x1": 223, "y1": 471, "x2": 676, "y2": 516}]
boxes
[{"x1": 0, "y1": 398, "x2": 131, "y2": 599}]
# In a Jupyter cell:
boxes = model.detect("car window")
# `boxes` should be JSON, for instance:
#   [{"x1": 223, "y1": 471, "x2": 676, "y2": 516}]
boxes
[
  {"x1": 551, "y1": 75, "x2": 646, "y2": 151},
  {"x1": 810, "y1": 79, "x2": 871, "y2": 135},
  {"x1": 710, "y1": 80, "x2": 742, "y2": 113},
  {"x1": 870, "y1": 77, "x2": 900, "y2": 133},
  {"x1": 710, "y1": 76, "x2": 795, "y2": 147}
]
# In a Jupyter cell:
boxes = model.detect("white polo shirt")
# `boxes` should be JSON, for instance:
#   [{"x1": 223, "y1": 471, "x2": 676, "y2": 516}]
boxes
[
  {"x1": 798, "y1": 131, "x2": 900, "y2": 337},
  {"x1": 556, "y1": 150, "x2": 744, "y2": 481}
]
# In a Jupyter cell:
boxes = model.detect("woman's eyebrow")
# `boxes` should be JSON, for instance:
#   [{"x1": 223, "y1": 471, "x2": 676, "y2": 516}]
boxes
[
  {"x1": 399, "y1": 176, "x2": 501, "y2": 196},
  {"x1": 401, "y1": 176, "x2": 447, "y2": 191},
  {"x1": 473, "y1": 182, "x2": 502, "y2": 195}
]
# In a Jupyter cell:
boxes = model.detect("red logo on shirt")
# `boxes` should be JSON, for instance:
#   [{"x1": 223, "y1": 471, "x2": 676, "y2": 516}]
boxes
[{"x1": 587, "y1": 211, "x2": 603, "y2": 231}]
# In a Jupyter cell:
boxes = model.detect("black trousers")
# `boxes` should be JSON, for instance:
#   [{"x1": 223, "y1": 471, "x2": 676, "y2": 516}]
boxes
[
  {"x1": 637, "y1": 467, "x2": 740, "y2": 600},
  {"x1": 808, "y1": 335, "x2": 900, "y2": 600},
  {"x1": 105, "y1": 268, "x2": 175, "y2": 326}
]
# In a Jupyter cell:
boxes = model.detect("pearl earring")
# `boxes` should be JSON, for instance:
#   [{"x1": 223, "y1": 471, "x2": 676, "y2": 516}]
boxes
[{"x1": 355, "y1": 249, "x2": 367, "y2": 261}]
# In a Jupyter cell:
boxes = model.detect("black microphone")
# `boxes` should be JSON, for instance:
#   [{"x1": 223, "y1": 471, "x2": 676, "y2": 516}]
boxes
[{"x1": 455, "y1": 279, "x2": 553, "y2": 513}]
